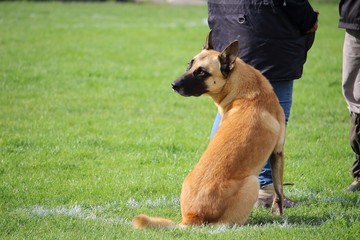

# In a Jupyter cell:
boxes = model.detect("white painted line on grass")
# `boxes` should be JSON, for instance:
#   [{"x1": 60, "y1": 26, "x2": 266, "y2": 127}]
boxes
[
  {"x1": 18, "y1": 195, "x2": 180, "y2": 226},
  {"x1": 51, "y1": 19, "x2": 208, "y2": 30},
  {"x1": 127, "y1": 194, "x2": 180, "y2": 209},
  {"x1": 21, "y1": 204, "x2": 132, "y2": 225},
  {"x1": 19, "y1": 191, "x2": 350, "y2": 232}
]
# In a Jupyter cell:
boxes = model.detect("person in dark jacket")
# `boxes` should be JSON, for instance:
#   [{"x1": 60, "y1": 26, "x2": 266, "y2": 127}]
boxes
[
  {"x1": 339, "y1": 0, "x2": 360, "y2": 192},
  {"x1": 208, "y1": 0, "x2": 318, "y2": 206}
]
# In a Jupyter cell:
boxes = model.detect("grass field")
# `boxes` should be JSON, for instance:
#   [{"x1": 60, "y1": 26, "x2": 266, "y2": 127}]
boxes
[{"x1": 0, "y1": 1, "x2": 359, "y2": 239}]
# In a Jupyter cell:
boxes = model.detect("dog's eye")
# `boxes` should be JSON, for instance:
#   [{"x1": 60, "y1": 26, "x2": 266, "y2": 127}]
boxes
[
  {"x1": 197, "y1": 69, "x2": 206, "y2": 77},
  {"x1": 196, "y1": 67, "x2": 206, "y2": 76},
  {"x1": 194, "y1": 67, "x2": 209, "y2": 79}
]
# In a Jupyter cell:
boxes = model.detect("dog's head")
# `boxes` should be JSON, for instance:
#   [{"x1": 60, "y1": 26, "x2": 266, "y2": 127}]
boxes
[{"x1": 172, "y1": 31, "x2": 239, "y2": 97}]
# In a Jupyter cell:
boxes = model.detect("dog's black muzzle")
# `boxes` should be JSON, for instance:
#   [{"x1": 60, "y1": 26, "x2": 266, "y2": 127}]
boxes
[
  {"x1": 171, "y1": 73, "x2": 208, "y2": 97},
  {"x1": 171, "y1": 80, "x2": 183, "y2": 94}
]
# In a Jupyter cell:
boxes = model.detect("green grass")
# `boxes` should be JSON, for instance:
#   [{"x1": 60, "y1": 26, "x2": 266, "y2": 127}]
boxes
[{"x1": 0, "y1": 1, "x2": 359, "y2": 239}]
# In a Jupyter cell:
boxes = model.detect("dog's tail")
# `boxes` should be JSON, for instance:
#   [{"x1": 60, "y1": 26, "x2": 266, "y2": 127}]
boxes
[{"x1": 132, "y1": 214, "x2": 178, "y2": 229}]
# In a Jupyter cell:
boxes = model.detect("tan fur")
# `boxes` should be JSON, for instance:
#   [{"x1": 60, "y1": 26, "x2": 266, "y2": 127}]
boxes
[
  {"x1": 133, "y1": 37, "x2": 285, "y2": 229},
  {"x1": 132, "y1": 214, "x2": 177, "y2": 229}
]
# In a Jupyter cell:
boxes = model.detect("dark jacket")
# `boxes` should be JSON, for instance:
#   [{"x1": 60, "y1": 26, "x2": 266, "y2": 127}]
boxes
[
  {"x1": 339, "y1": 0, "x2": 360, "y2": 30},
  {"x1": 208, "y1": 0, "x2": 318, "y2": 82}
]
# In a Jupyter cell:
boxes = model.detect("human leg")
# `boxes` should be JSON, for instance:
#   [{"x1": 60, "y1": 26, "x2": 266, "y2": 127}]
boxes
[
  {"x1": 342, "y1": 29, "x2": 360, "y2": 191},
  {"x1": 342, "y1": 30, "x2": 360, "y2": 114},
  {"x1": 348, "y1": 112, "x2": 360, "y2": 191}
]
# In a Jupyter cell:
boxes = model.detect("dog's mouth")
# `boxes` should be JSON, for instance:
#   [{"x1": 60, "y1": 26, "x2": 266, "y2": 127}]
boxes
[
  {"x1": 171, "y1": 83, "x2": 189, "y2": 97},
  {"x1": 171, "y1": 83, "x2": 204, "y2": 97}
]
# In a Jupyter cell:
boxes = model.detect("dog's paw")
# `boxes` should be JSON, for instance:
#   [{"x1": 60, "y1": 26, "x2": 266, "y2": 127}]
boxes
[{"x1": 271, "y1": 201, "x2": 283, "y2": 216}]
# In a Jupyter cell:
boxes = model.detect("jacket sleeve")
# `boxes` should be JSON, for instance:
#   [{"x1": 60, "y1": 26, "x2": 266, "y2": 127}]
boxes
[{"x1": 281, "y1": 0, "x2": 318, "y2": 33}]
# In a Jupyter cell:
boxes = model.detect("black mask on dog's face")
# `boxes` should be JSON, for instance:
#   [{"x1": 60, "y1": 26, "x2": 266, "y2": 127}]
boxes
[{"x1": 171, "y1": 66, "x2": 210, "y2": 97}]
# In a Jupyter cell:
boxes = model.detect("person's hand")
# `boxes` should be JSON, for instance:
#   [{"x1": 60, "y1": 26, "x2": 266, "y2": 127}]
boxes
[
  {"x1": 306, "y1": 11, "x2": 319, "y2": 34},
  {"x1": 306, "y1": 22, "x2": 318, "y2": 33}
]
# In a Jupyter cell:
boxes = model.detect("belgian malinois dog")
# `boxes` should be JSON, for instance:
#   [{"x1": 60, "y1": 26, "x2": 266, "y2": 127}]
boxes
[{"x1": 132, "y1": 31, "x2": 285, "y2": 228}]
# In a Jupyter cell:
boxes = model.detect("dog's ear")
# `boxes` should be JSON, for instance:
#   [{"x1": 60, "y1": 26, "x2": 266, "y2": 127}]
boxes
[
  {"x1": 218, "y1": 40, "x2": 239, "y2": 78},
  {"x1": 203, "y1": 30, "x2": 214, "y2": 50}
]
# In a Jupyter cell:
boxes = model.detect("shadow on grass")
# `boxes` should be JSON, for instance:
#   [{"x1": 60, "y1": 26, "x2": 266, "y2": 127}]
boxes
[
  {"x1": 247, "y1": 214, "x2": 328, "y2": 227},
  {"x1": 248, "y1": 205, "x2": 359, "y2": 227}
]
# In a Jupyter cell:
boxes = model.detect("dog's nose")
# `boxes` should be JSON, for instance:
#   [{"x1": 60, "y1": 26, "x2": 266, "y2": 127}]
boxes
[{"x1": 171, "y1": 82, "x2": 179, "y2": 91}]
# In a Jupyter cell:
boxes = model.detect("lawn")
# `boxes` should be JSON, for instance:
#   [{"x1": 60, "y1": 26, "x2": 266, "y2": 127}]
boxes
[{"x1": 0, "y1": 1, "x2": 359, "y2": 239}]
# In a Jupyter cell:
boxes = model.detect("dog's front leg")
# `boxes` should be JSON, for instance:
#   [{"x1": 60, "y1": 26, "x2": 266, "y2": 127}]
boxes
[{"x1": 269, "y1": 151, "x2": 284, "y2": 215}]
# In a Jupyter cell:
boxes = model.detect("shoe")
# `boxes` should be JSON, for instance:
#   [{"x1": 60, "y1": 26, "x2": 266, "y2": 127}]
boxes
[
  {"x1": 255, "y1": 184, "x2": 296, "y2": 208},
  {"x1": 348, "y1": 178, "x2": 360, "y2": 192}
]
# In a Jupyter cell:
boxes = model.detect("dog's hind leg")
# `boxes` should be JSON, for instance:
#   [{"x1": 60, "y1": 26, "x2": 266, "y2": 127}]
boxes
[
  {"x1": 269, "y1": 150, "x2": 284, "y2": 215},
  {"x1": 218, "y1": 175, "x2": 259, "y2": 225}
]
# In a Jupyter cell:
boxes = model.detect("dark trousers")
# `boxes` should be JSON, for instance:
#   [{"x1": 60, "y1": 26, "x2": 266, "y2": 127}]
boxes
[{"x1": 350, "y1": 112, "x2": 360, "y2": 179}]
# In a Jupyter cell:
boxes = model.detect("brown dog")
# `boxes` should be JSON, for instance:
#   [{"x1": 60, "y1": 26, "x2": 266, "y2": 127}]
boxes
[{"x1": 132, "y1": 31, "x2": 285, "y2": 228}]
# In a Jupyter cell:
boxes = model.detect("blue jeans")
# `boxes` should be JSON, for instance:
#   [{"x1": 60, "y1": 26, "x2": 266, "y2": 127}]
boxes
[{"x1": 210, "y1": 80, "x2": 294, "y2": 188}]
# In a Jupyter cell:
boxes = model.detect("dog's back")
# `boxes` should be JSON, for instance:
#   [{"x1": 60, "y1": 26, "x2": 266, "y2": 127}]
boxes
[{"x1": 179, "y1": 58, "x2": 285, "y2": 225}]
